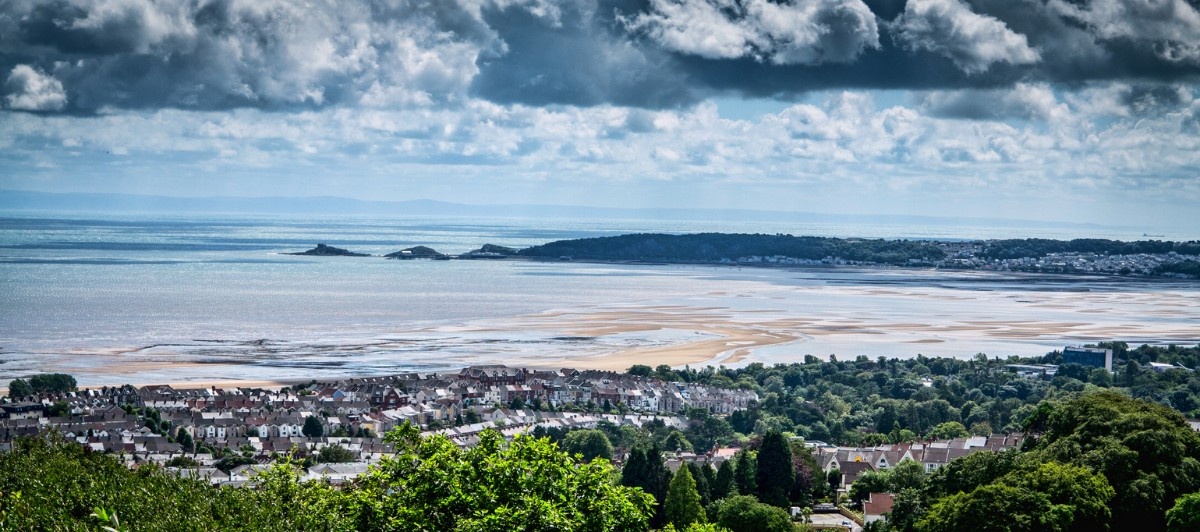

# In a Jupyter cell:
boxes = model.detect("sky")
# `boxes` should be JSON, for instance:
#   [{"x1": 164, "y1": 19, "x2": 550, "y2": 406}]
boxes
[{"x1": 1, "y1": 0, "x2": 1199, "y2": 231}]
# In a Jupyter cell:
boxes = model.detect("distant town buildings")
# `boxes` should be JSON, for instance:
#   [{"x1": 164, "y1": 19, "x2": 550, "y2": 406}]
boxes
[{"x1": 0, "y1": 365, "x2": 756, "y2": 485}]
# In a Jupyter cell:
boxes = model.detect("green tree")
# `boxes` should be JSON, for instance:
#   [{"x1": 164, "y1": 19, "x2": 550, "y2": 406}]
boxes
[
  {"x1": 629, "y1": 365, "x2": 654, "y2": 377},
  {"x1": 7, "y1": 378, "x2": 32, "y2": 399},
  {"x1": 713, "y1": 459, "x2": 736, "y2": 499},
  {"x1": 621, "y1": 443, "x2": 672, "y2": 528},
  {"x1": 710, "y1": 495, "x2": 794, "y2": 532},
  {"x1": 755, "y1": 430, "x2": 794, "y2": 508},
  {"x1": 925, "y1": 449, "x2": 1018, "y2": 499},
  {"x1": 1029, "y1": 391, "x2": 1200, "y2": 529},
  {"x1": 732, "y1": 450, "x2": 756, "y2": 497},
  {"x1": 688, "y1": 462, "x2": 713, "y2": 506},
  {"x1": 919, "y1": 483, "x2": 1071, "y2": 532},
  {"x1": 561, "y1": 429, "x2": 614, "y2": 462},
  {"x1": 664, "y1": 430, "x2": 694, "y2": 452},
  {"x1": 175, "y1": 428, "x2": 194, "y2": 453},
  {"x1": 316, "y1": 444, "x2": 356, "y2": 463},
  {"x1": 28, "y1": 373, "x2": 77, "y2": 394},
  {"x1": 357, "y1": 423, "x2": 654, "y2": 530},
  {"x1": 47, "y1": 401, "x2": 70, "y2": 417},
  {"x1": 302, "y1": 415, "x2": 324, "y2": 438},
  {"x1": 1167, "y1": 492, "x2": 1200, "y2": 532},
  {"x1": 887, "y1": 459, "x2": 926, "y2": 492},
  {"x1": 848, "y1": 471, "x2": 890, "y2": 507},
  {"x1": 665, "y1": 464, "x2": 706, "y2": 528},
  {"x1": 929, "y1": 421, "x2": 969, "y2": 440}
]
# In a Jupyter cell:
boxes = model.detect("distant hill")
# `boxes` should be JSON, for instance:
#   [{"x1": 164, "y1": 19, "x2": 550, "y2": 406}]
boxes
[{"x1": 519, "y1": 233, "x2": 946, "y2": 264}]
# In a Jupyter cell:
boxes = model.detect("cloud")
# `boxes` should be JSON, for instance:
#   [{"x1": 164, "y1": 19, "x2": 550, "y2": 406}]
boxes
[
  {"x1": 4, "y1": 64, "x2": 68, "y2": 111},
  {"x1": 892, "y1": 0, "x2": 1040, "y2": 73},
  {"x1": 920, "y1": 83, "x2": 1069, "y2": 121},
  {"x1": 1049, "y1": 0, "x2": 1200, "y2": 63},
  {"x1": 0, "y1": 0, "x2": 1198, "y2": 112},
  {"x1": 1, "y1": 0, "x2": 501, "y2": 111},
  {"x1": 620, "y1": 0, "x2": 880, "y2": 65},
  {"x1": 469, "y1": 2, "x2": 697, "y2": 108}
]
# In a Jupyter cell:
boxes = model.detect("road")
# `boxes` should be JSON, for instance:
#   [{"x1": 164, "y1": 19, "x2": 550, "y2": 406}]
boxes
[{"x1": 808, "y1": 512, "x2": 862, "y2": 532}]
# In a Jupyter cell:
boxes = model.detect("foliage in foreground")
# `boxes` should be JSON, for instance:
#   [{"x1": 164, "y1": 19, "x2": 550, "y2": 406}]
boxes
[{"x1": 0, "y1": 424, "x2": 654, "y2": 531}]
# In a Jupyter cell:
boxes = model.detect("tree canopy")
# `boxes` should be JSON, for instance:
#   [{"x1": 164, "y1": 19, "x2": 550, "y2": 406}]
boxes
[
  {"x1": 0, "y1": 424, "x2": 655, "y2": 531},
  {"x1": 561, "y1": 429, "x2": 614, "y2": 462},
  {"x1": 665, "y1": 464, "x2": 706, "y2": 528}
]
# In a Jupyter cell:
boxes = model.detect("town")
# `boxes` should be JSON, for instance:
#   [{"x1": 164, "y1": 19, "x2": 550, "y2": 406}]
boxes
[
  {"x1": 732, "y1": 240, "x2": 1196, "y2": 277},
  {"x1": 1, "y1": 366, "x2": 758, "y2": 484}
]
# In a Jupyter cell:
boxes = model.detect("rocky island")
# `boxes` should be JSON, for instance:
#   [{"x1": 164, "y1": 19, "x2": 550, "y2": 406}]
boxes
[
  {"x1": 285, "y1": 243, "x2": 371, "y2": 257},
  {"x1": 460, "y1": 244, "x2": 519, "y2": 259},
  {"x1": 384, "y1": 245, "x2": 448, "y2": 259}
]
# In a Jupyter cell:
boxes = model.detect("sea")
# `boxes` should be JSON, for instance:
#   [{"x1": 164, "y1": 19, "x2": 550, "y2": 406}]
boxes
[{"x1": 1, "y1": 212, "x2": 1198, "y2": 387}]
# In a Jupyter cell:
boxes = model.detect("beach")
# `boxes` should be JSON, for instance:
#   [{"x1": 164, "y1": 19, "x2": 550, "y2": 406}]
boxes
[{"x1": 3, "y1": 214, "x2": 1198, "y2": 388}]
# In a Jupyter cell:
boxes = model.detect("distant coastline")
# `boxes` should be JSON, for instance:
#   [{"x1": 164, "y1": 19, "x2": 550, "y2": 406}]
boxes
[{"x1": 281, "y1": 232, "x2": 1200, "y2": 279}]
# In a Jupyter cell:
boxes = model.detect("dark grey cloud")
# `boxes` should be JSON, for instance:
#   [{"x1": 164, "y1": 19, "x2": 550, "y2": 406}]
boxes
[
  {"x1": 1, "y1": 0, "x2": 495, "y2": 112},
  {"x1": 470, "y1": 1, "x2": 696, "y2": 108},
  {"x1": 919, "y1": 83, "x2": 1066, "y2": 120},
  {"x1": 1, "y1": 0, "x2": 1198, "y2": 113}
]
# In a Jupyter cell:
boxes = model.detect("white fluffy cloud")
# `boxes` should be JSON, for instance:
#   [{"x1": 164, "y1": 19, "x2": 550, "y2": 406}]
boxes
[
  {"x1": 893, "y1": 0, "x2": 1041, "y2": 73},
  {"x1": 4, "y1": 83, "x2": 1196, "y2": 216},
  {"x1": 4, "y1": 65, "x2": 68, "y2": 111},
  {"x1": 622, "y1": 0, "x2": 880, "y2": 65}
]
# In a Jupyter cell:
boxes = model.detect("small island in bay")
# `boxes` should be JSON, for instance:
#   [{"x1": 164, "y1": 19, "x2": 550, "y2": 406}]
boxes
[
  {"x1": 286, "y1": 243, "x2": 371, "y2": 257},
  {"x1": 385, "y1": 245, "x2": 448, "y2": 259},
  {"x1": 461, "y1": 244, "x2": 519, "y2": 259}
]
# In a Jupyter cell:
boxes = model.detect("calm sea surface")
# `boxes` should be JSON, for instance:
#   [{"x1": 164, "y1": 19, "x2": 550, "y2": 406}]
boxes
[{"x1": 1, "y1": 213, "x2": 1197, "y2": 385}]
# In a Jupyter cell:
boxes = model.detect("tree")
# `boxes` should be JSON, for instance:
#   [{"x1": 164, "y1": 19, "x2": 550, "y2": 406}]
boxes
[
  {"x1": 1167, "y1": 492, "x2": 1200, "y2": 532},
  {"x1": 47, "y1": 401, "x2": 70, "y2": 417},
  {"x1": 929, "y1": 421, "x2": 969, "y2": 440},
  {"x1": 732, "y1": 449, "x2": 756, "y2": 497},
  {"x1": 887, "y1": 459, "x2": 926, "y2": 492},
  {"x1": 713, "y1": 459, "x2": 736, "y2": 499},
  {"x1": 629, "y1": 365, "x2": 653, "y2": 377},
  {"x1": 175, "y1": 428, "x2": 194, "y2": 453},
  {"x1": 561, "y1": 429, "x2": 614, "y2": 462},
  {"x1": 357, "y1": 423, "x2": 654, "y2": 530},
  {"x1": 7, "y1": 378, "x2": 32, "y2": 399},
  {"x1": 316, "y1": 444, "x2": 356, "y2": 463},
  {"x1": 621, "y1": 443, "x2": 672, "y2": 528},
  {"x1": 920, "y1": 461, "x2": 1113, "y2": 532},
  {"x1": 301, "y1": 415, "x2": 323, "y2": 438},
  {"x1": 688, "y1": 462, "x2": 713, "y2": 506},
  {"x1": 710, "y1": 495, "x2": 794, "y2": 532},
  {"x1": 665, "y1": 464, "x2": 706, "y2": 528},
  {"x1": 919, "y1": 483, "x2": 1071, "y2": 532},
  {"x1": 1028, "y1": 391, "x2": 1200, "y2": 529},
  {"x1": 663, "y1": 430, "x2": 694, "y2": 452},
  {"x1": 755, "y1": 430, "x2": 794, "y2": 508},
  {"x1": 848, "y1": 471, "x2": 890, "y2": 507},
  {"x1": 28, "y1": 373, "x2": 77, "y2": 394}
]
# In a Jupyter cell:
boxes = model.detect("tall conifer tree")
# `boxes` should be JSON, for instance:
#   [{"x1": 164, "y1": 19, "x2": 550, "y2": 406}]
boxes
[{"x1": 756, "y1": 430, "x2": 795, "y2": 508}]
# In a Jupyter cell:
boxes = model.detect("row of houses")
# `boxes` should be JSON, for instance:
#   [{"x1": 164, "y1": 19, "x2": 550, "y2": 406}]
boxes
[
  {"x1": 0, "y1": 366, "x2": 753, "y2": 472},
  {"x1": 811, "y1": 433, "x2": 1026, "y2": 491}
]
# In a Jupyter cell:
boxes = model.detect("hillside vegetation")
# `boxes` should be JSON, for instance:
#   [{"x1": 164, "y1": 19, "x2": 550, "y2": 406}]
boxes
[{"x1": 519, "y1": 233, "x2": 945, "y2": 264}]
